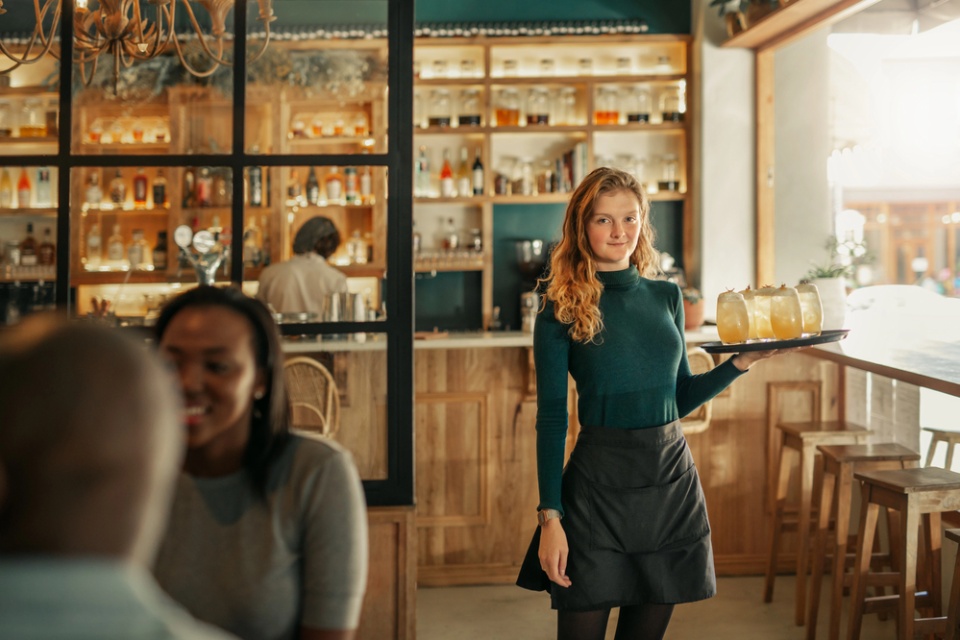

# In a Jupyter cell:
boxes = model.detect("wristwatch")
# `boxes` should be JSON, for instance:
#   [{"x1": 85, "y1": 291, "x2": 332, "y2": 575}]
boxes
[{"x1": 537, "y1": 509, "x2": 562, "y2": 527}]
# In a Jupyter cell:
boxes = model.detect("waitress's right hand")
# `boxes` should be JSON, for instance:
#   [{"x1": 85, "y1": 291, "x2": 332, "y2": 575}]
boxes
[{"x1": 538, "y1": 519, "x2": 572, "y2": 587}]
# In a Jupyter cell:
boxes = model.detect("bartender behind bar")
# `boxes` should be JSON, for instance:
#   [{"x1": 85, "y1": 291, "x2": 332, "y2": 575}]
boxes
[{"x1": 257, "y1": 216, "x2": 348, "y2": 316}]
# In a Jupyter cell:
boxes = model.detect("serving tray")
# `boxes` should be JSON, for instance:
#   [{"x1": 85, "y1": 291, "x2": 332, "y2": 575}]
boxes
[{"x1": 699, "y1": 329, "x2": 850, "y2": 354}]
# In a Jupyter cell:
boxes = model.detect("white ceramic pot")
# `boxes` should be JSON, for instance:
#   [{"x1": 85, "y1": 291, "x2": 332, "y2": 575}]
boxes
[{"x1": 812, "y1": 277, "x2": 847, "y2": 330}]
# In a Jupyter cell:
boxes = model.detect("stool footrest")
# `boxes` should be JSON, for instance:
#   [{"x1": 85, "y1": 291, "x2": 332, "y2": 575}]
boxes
[
  {"x1": 913, "y1": 617, "x2": 947, "y2": 637},
  {"x1": 863, "y1": 591, "x2": 932, "y2": 615}
]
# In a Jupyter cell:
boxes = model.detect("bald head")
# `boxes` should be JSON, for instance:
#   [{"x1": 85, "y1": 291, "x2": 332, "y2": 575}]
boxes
[{"x1": 0, "y1": 316, "x2": 183, "y2": 562}]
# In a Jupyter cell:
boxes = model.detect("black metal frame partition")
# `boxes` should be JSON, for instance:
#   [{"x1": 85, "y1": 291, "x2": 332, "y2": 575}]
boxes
[{"x1": 0, "y1": 0, "x2": 415, "y2": 507}]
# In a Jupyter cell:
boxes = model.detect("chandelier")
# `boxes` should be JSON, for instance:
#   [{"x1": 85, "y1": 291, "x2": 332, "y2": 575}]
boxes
[{"x1": 0, "y1": 0, "x2": 276, "y2": 85}]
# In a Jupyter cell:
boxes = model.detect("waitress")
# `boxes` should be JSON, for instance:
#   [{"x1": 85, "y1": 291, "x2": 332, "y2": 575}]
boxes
[{"x1": 257, "y1": 216, "x2": 347, "y2": 315}]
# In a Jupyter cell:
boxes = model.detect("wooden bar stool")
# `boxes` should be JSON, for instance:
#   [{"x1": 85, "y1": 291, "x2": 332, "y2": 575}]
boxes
[
  {"x1": 805, "y1": 443, "x2": 920, "y2": 640},
  {"x1": 764, "y1": 419, "x2": 871, "y2": 626},
  {"x1": 945, "y1": 529, "x2": 960, "y2": 640},
  {"x1": 924, "y1": 428, "x2": 960, "y2": 469},
  {"x1": 848, "y1": 467, "x2": 960, "y2": 640}
]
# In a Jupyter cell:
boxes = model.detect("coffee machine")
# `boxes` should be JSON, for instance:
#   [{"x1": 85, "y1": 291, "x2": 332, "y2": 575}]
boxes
[{"x1": 516, "y1": 239, "x2": 548, "y2": 333}]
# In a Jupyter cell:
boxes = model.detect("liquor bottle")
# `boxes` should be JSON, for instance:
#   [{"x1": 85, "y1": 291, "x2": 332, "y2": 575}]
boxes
[
  {"x1": 456, "y1": 147, "x2": 471, "y2": 198},
  {"x1": 305, "y1": 166, "x2": 320, "y2": 205},
  {"x1": 109, "y1": 169, "x2": 125, "y2": 207},
  {"x1": 35, "y1": 167, "x2": 52, "y2": 207},
  {"x1": 0, "y1": 168, "x2": 12, "y2": 208},
  {"x1": 212, "y1": 168, "x2": 228, "y2": 207},
  {"x1": 182, "y1": 167, "x2": 196, "y2": 208},
  {"x1": 344, "y1": 167, "x2": 358, "y2": 204},
  {"x1": 17, "y1": 167, "x2": 31, "y2": 208},
  {"x1": 37, "y1": 227, "x2": 55, "y2": 266},
  {"x1": 325, "y1": 166, "x2": 344, "y2": 204},
  {"x1": 85, "y1": 222, "x2": 102, "y2": 269},
  {"x1": 439, "y1": 149, "x2": 455, "y2": 198},
  {"x1": 249, "y1": 164, "x2": 263, "y2": 206},
  {"x1": 195, "y1": 167, "x2": 212, "y2": 207},
  {"x1": 20, "y1": 223, "x2": 38, "y2": 266},
  {"x1": 133, "y1": 168, "x2": 148, "y2": 207},
  {"x1": 286, "y1": 169, "x2": 303, "y2": 206},
  {"x1": 85, "y1": 171, "x2": 103, "y2": 208},
  {"x1": 347, "y1": 230, "x2": 368, "y2": 264},
  {"x1": 415, "y1": 145, "x2": 430, "y2": 197},
  {"x1": 152, "y1": 230, "x2": 168, "y2": 271},
  {"x1": 152, "y1": 169, "x2": 167, "y2": 207},
  {"x1": 472, "y1": 148, "x2": 484, "y2": 196},
  {"x1": 442, "y1": 216, "x2": 459, "y2": 250},
  {"x1": 127, "y1": 229, "x2": 149, "y2": 270},
  {"x1": 242, "y1": 218, "x2": 263, "y2": 267},
  {"x1": 208, "y1": 215, "x2": 224, "y2": 238},
  {"x1": 106, "y1": 224, "x2": 126, "y2": 266},
  {"x1": 360, "y1": 165, "x2": 373, "y2": 204}
]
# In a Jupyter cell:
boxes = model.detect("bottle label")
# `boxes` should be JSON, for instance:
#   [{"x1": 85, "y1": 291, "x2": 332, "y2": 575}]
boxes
[
  {"x1": 21, "y1": 253, "x2": 37, "y2": 266},
  {"x1": 108, "y1": 242, "x2": 124, "y2": 261},
  {"x1": 457, "y1": 177, "x2": 471, "y2": 198},
  {"x1": 473, "y1": 168, "x2": 484, "y2": 194},
  {"x1": 440, "y1": 177, "x2": 455, "y2": 198}
]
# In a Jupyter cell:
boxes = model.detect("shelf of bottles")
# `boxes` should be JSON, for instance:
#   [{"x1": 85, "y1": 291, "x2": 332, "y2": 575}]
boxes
[
  {"x1": 0, "y1": 90, "x2": 60, "y2": 155},
  {"x1": 0, "y1": 165, "x2": 59, "y2": 283}
]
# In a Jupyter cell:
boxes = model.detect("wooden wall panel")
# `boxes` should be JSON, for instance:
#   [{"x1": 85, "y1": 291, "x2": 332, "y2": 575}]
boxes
[{"x1": 358, "y1": 507, "x2": 416, "y2": 640}]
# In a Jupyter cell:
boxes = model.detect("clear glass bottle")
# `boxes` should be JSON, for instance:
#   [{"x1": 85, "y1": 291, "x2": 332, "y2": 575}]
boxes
[
  {"x1": 495, "y1": 89, "x2": 521, "y2": 127},
  {"x1": 458, "y1": 89, "x2": 482, "y2": 127},
  {"x1": 428, "y1": 89, "x2": 452, "y2": 128},
  {"x1": 415, "y1": 145, "x2": 431, "y2": 197},
  {"x1": 85, "y1": 222, "x2": 102, "y2": 270},
  {"x1": 469, "y1": 228, "x2": 483, "y2": 252},
  {"x1": 0, "y1": 101, "x2": 13, "y2": 137},
  {"x1": 106, "y1": 224, "x2": 125, "y2": 267},
  {"x1": 594, "y1": 87, "x2": 620, "y2": 125},
  {"x1": 325, "y1": 166, "x2": 344, "y2": 204},
  {"x1": 526, "y1": 88, "x2": 550, "y2": 125},
  {"x1": 133, "y1": 168, "x2": 148, "y2": 207},
  {"x1": 19, "y1": 98, "x2": 46, "y2": 137},
  {"x1": 344, "y1": 166, "x2": 359, "y2": 204},
  {"x1": 519, "y1": 158, "x2": 535, "y2": 196},
  {"x1": 35, "y1": 167, "x2": 52, "y2": 208},
  {"x1": 109, "y1": 170, "x2": 126, "y2": 207},
  {"x1": 347, "y1": 230, "x2": 368, "y2": 264},
  {"x1": 658, "y1": 154, "x2": 680, "y2": 192},
  {"x1": 556, "y1": 87, "x2": 578, "y2": 126},
  {"x1": 660, "y1": 84, "x2": 685, "y2": 122},
  {"x1": 84, "y1": 171, "x2": 103, "y2": 209},
  {"x1": 128, "y1": 229, "x2": 150, "y2": 270},
  {"x1": 442, "y1": 217, "x2": 459, "y2": 251},
  {"x1": 622, "y1": 86, "x2": 652, "y2": 123}
]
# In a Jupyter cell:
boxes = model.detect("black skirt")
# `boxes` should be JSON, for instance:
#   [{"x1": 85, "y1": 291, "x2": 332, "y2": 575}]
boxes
[{"x1": 516, "y1": 420, "x2": 716, "y2": 611}]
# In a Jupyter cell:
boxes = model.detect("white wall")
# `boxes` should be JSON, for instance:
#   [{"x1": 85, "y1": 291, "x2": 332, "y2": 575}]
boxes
[{"x1": 692, "y1": 1, "x2": 756, "y2": 320}]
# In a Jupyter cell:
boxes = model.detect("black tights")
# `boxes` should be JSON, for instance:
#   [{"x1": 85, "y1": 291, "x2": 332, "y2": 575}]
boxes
[{"x1": 557, "y1": 603, "x2": 674, "y2": 640}]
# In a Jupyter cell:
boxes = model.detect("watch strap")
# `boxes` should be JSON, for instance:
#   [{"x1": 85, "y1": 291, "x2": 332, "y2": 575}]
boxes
[{"x1": 537, "y1": 508, "x2": 562, "y2": 527}]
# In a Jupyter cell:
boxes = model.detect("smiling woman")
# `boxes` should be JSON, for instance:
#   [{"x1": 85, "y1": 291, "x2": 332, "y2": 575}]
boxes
[{"x1": 152, "y1": 286, "x2": 369, "y2": 640}]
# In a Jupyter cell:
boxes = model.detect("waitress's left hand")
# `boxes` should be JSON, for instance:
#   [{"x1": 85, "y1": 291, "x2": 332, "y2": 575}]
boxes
[{"x1": 732, "y1": 346, "x2": 806, "y2": 371}]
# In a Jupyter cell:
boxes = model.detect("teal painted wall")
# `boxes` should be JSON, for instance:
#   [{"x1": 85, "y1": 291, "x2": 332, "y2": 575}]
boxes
[{"x1": 415, "y1": 0, "x2": 690, "y2": 34}]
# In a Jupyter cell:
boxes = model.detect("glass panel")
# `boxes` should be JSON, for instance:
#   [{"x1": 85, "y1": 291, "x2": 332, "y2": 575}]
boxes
[
  {"x1": 1, "y1": 163, "x2": 57, "y2": 323},
  {"x1": 283, "y1": 340, "x2": 388, "y2": 481},
  {"x1": 72, "y1": 3, "x2": 238, "y2": 155},
  {"x1": 247, "y1": 1, "x2": 389, "y2": 156},
  {"x1": 72, "y1": 165, "x2": 233, "y2": 324},
  {"x1": 248, "y1": 165, "x2": 387, "y2": 322}
]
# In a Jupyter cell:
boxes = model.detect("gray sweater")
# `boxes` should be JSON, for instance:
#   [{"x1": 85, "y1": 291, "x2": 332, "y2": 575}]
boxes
[{"x1": 154, "y1": 435, "x2": 368, "y2": 640}]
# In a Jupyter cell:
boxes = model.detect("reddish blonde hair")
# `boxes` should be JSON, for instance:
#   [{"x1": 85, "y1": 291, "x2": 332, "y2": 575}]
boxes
[{"x1": 541, "y1": 167, "x2": 658, "y2": 343}]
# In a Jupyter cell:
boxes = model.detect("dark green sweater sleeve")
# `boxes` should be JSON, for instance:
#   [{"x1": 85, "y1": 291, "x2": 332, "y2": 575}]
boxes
[
  {"x1": 672, "y1": 285, "x2": 747, "y2": 418},
  {"x1": 533, "y1": 300, "x2": 570, "y2": 514}
]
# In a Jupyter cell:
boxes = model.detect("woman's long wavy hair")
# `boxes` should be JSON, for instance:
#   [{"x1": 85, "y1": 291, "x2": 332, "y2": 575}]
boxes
[
  {"x1": 154, "y1": 285, "x2": 291, "y2": 499},
  {"x1": 542, "y1": 167, "x2": 658, "y2": 343}
]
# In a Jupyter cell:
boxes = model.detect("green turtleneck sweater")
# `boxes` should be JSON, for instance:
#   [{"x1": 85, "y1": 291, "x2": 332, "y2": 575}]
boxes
[{"x1": 534, "y1": 267, "x2": 746, "y2": 514}]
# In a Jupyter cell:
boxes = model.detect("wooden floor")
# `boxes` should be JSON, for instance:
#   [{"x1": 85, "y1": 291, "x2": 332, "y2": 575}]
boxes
[{"x1": 417, "y1": 575, "x2": 894, "y2": 639}]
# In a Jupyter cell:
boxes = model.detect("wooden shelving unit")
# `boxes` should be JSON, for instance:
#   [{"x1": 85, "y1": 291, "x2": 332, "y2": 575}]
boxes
[{"x1": 723, "y1": 0, "x2": 881, "y2": 50}]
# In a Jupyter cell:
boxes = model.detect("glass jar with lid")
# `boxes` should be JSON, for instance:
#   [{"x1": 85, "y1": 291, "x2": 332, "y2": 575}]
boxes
[
  {"x1": 502, "y1": 59, "x2": 519, "y2": 77},
  {"x1": 658, "y1": 154, "x2": 680, "y2": 192},
  {"x1": 458, "y1": 89, "x2": 482, "y2": 127},
  {"x1": 555, "y1": 87, "x2": 578, "y2": 126},
  {"x1": 431, "y1": 59, "x2": 448, "y2": 79},
  {"x1": 0, "y1": 101, "x2": 13, "y2": 138},
  {"x1": 621, "y1": 86, "x2": 652, "y2": 123},
  {"x1": 495, "y1": 89, "x2": 521, "y2": 127},
  {"x1": 460, "y1": 59, "x2": 477, "y2": 78},
  {"x1": 19, "y1": 98, "x2": 46, "y2": 137},
  {"x1": 526, "y1": 88, "x2": 550, "y2": 126},
  {"x1": 539, "y1": 58, "x2": 555, "y2": 76},
  {"x1": 660, "y1": 84, "x2": 686, "y2": 122},
  {"x1": 427, "y1": 89, "x2": 452, "y2": 128},
  {"x1": 594, "y1": 87, "x2": 620, "y2": 125}
]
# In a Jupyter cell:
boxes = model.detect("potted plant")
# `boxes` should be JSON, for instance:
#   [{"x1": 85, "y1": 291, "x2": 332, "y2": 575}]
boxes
[
  {"x1": 682, "y1": 288, "x2": 705, "y2": 331},
  {"x1": 709, "y1": 0, "x2": 748, "y2": 36},
  {"x1": 804, "y1": 235, "x2": 872, "y2": 331}
]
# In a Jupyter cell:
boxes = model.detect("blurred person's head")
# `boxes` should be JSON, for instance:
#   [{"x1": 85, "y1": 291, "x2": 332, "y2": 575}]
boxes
[
  {"x1": 292, "y1": 216, "x2": 340, "y2": 259},
  {"x1": 154, "y1": 286, "x2": 289, "y2": 496},
  {"x1": 0, "y1": 315, "x2": 183, "y2": 563}
]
